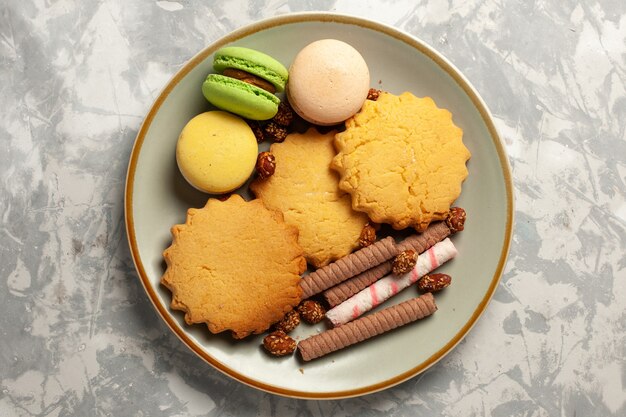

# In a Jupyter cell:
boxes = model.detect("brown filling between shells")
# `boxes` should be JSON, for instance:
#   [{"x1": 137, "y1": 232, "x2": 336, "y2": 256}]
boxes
[{"x1": 222, "y1": 68, "x2": 276, "y2": 94}]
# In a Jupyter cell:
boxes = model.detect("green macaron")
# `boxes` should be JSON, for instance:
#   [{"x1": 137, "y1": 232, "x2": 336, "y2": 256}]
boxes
[
  {"x1": 202, "y1": 74, "x2": 280, "y2": 120},
  {"x1": 213, "y1": 47, "x2": 288, "y2": 92},
  {"x1": 202, "y1": 46, "x2": 288, "y2": 120}
]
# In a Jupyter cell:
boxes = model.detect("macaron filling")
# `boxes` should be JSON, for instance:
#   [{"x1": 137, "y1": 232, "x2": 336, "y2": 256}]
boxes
[
  {"x1": 222, "y1": 68, "x2": 276, "y2": 93},
  {"x1": 204, "y1": 74, "x2": 280, "y2": 103}
]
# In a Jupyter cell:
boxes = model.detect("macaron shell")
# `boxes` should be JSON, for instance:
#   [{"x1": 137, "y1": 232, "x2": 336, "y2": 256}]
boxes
[
  {"x1": 286, "y1": 86, "x2": 328, "y2": 126},
  {"x1": 202, "y1": 74, "x2": 279, "y2": 120},
  {"x1": 287, "y1": 39, "x2": 370, "y2": 126},
  {"x1": 176, "y1": 111, "x2": 258, "y2": 194},
  {"x1": 213, "y1": 46, "x2": 288, "y2": 92}
]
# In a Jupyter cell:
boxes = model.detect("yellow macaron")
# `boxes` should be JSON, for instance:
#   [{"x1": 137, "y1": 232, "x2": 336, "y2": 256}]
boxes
[{"x1": 176, "y1": 111, "x2": 258, "y2": 194}]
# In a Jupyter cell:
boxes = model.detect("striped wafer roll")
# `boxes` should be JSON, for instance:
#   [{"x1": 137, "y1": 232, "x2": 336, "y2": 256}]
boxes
[
  {"x1": 300, "y1": 236, "x2": 398, "y2": 299},
  {"x1": 396, "y1": 221, "x2": 451, "y2": 253},
  {"x1": 298, "y1": 293, "x2": 437, "y2": 361},
  {"x1": 323, "y1": 221, "x2": 454, "y2": 306},
  {"x1": 323, "y1": 261, "x2": 393, "y2": 307},
  {"x1": 326, "y1": 238, "x2": 457, "y2": 326}
]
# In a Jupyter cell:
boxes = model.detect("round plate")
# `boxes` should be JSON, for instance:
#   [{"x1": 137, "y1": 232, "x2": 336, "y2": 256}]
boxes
[{"x1": 125, "y1": 12, "x2": 513, "y2": 399}]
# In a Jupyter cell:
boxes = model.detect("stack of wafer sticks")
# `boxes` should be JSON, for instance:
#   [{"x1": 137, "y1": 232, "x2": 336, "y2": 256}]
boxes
[{"x1": 297, "y1": 208, "x2": 466, "y2": 361}]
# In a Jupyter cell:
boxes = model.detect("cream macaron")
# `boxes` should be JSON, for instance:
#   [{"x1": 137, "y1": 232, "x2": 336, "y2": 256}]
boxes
[
  {"x1": 287, "y1": 39, "x2": 370, "y2": 126},
  {"x1": 176, "y1": 111, "x2": 258, "y2": 194}
]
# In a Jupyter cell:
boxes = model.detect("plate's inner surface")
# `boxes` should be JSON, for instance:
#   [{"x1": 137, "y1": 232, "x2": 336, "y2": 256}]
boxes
[{"x1": 129, "y1": 17, "x2": 510, "y2": 395}]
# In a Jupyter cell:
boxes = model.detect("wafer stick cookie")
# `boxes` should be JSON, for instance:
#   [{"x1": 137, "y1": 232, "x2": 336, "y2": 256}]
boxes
[
  {"x1": 323, "y1": 261, "x2": 393, "y2": 307},
  {"x1": 300, "y1": 236, "x2": 398, "y2": 299},
  {"x1": 322, "y1": 216, "x2": 463, "y2": 307},
  {"x1": 298, "y1": 293, "x2": 437, "y2": 361},
  {"x1": 396, "y1": 221, "x2": 451, "y2": 253},
  {"x1": 326, "y1": 238, "x2": 457, "y2": 326}
]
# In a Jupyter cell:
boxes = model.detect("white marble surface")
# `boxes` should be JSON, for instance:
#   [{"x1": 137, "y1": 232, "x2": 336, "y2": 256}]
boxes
[{"x1": 1, "y1": 0, "x2": 625, "y2": 415}]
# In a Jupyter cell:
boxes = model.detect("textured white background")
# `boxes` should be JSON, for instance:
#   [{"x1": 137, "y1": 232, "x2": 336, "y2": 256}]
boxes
[{"x1": 1, "y1": 0, "x2": 625, "y2": 416}]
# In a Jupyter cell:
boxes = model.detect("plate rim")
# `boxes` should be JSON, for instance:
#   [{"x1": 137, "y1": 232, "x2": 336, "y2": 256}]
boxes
[{"x1": 124, "y1": 11, "x2": 515, "y2": 399}]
